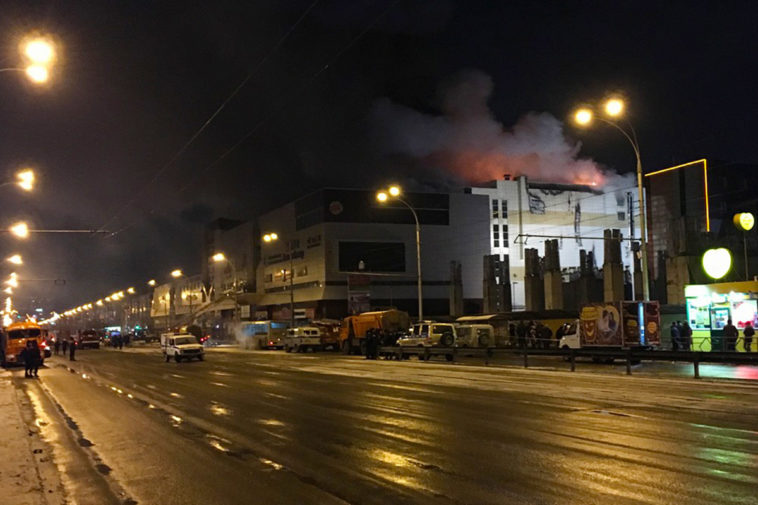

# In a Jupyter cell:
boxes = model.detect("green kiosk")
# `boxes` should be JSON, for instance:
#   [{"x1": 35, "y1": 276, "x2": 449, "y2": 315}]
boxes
[{"x1": 685, "y1": 281, "x2": 758, "y2": 352}]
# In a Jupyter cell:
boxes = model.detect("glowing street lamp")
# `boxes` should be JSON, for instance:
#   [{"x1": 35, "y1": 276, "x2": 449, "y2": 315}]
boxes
[
  {"x1": 376, "y1": 184, "x2": 424, "y2": 320},
  {"x1": 573, "y1": 108, "x2": 593, "y2": 126},
  {"x1": 24, "y1": 39, "x2": 55, "y2": 64},
  {"x1": 212, "y1": 252, "x2": 238, "y2": 294},
  {"x1": 16, "y1": 169, "x2": 35, "y2": 191},
  {"x1": 170, "y1": 269, "x2": 183, "y2": 278},
  {"x1": 24, "y1": 65, "x2": 48, "y2": 83},
  {"x1": 262, "y1": 233, "x2": 295, "y2": 328},
  {"x1": 127, "y1": 287, "x2": 136, "y2": 294},
  {"x1": 571, "y1": 95, "x2": 649, "y2": 300},
  {"x1": 9, "y1": 222, "x2": 29, "y2": 239},
  {"x1": 147, "y1": 279, "x2": 156, "y2": 286},
  {"x1": 7, "y1": 254, "x2": 22, "y2": 265},
  {"x1": 604, "y1": 97, "x2": 625, "y2": 117}
]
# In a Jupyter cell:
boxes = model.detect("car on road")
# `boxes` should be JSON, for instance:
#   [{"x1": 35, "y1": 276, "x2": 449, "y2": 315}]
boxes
[
  {"x1": 284, "y1": 327, "x2": 322, "y2": 353},
  {"x1": 397, "y1": 322, "x2": 457, "y2": 348},
  {"x1": 160, "y1": 333, "x2": 205, "y2": 362},
  {"x1": 78, "y1": 329, "x2": 102, "y2": 349}
]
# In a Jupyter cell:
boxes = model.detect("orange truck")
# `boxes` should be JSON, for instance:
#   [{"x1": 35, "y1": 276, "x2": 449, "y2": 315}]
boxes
[
  {"x1": 339, "y1": 309, "x2": 410, "y2": 355},
  {"x1": 2, "y1": 321, "x2": 45, "y2": 367}
]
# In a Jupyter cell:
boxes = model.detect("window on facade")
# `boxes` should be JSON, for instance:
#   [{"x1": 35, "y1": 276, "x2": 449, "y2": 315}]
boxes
[
  {"x1": 501, "y1": 200, "x2": 508, "y2": 218},
  {"x1": 491, "y1": 199, "x2": 499, "y2": 219},
  {"x1": 493, "y1": 224, "x2": 500, "y2": 248},
  {"x1": 502, "y1": 224, "x2": 508, "y2": 243},
  {"x1": 617, "y1": 211, "x2": 626, "y2": 221},
  {"x1": 298, "y1": 266, "x2": 308, "y2": 277},
  {"x1": 338, "y1": 242, "x2": 405, "y2": 272}
]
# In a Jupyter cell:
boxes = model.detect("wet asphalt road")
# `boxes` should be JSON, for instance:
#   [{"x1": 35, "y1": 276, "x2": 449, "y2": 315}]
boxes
[{"x1": 26, "y1": 347, "x2": 758, "y2": 505}]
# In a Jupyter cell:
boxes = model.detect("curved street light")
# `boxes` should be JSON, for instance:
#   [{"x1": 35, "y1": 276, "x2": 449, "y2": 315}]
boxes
[
  {"x1": 572, "y1": 97, "x2": 649, "y2": 301},
  {"x1": 376, "y1": 185, "x2": 424, "y2": 321},
  {"x1": 1, "y1": 36, "x2": 57, "y2": 84},
  {"x1": 262, "y1": 233, "x2": 295, "y2": 328}
]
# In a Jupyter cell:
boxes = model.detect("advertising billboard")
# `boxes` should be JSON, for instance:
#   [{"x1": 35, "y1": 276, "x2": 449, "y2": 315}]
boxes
[{"x1": 580, "y1": 303, "x2": 622, "y2": 346}]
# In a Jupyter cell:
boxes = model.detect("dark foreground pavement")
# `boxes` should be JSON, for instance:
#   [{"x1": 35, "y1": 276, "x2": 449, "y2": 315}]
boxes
[{"x1": 17, "y1": 348, "x2": 758, "y2": 505}]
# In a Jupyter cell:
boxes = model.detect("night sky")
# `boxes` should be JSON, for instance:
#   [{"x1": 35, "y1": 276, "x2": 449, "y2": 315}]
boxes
[{"x1": 0, "y1": 0, "x2": 755, "y2": 313}]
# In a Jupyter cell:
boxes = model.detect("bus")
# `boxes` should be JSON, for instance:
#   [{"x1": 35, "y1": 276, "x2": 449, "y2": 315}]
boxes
[
  {"x1": 2, "y1": 321, "x2": 45, "y2": 367},
  {"x1": 239, "y1": 320, "x2": 289, "y2": 350}
]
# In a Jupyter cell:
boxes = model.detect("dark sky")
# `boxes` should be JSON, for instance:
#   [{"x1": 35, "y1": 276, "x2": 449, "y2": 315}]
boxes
[{"x1": 0, "y1": 0, "x2": 755, "y2": 313}]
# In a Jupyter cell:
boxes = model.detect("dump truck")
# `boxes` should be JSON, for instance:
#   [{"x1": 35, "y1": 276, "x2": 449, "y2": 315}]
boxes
[{"x1": 339, "y1": 309, "x2": 410, "y2": 355}]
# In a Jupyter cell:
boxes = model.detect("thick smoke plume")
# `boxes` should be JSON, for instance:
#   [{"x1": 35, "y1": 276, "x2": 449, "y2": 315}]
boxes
[{"x1": 372, "y1": 69, "x2": 607, "y2": 186}]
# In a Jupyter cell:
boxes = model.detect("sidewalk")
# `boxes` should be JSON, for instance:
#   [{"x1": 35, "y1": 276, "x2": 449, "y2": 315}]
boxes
[{"x1": 0, "y1": 370, "x2": 55, "y2": 505}]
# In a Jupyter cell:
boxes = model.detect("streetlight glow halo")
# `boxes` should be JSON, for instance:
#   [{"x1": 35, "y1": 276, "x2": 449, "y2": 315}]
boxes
[
  {"x1": 604, "y1": 97, "x2": 625, "y2": 117},
  {"x1": 573, "y1": 108, "x2": 593, "y2": 126}
]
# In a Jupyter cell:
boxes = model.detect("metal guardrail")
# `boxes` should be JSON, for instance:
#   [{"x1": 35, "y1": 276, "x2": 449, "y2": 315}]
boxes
[{"x1": 377, "y1": 345, "x2": 758, "y2": 379}]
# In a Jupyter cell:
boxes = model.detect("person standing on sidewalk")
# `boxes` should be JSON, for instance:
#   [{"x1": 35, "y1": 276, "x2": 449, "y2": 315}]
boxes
[
  {"x1": 68, "y1": 337, "x2": 76, "y2": 361},
  {"x1": 20, "y1": 341, "x2": 41, "y2": 378},
  {"x1": 53, "y1": 337, "x2": 60, "y2": 355},
  {"x1": 723, "y1": 319, "x2": 739, "y2": 352},
  {"x1": 743, "y1": 323, "x2": 755, "y2": 352}
]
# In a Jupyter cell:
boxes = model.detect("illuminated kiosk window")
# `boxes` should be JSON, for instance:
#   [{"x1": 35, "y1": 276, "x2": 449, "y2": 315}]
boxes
[{"x1": 684, "y1": 281, "x2": 758, "y2": 352}]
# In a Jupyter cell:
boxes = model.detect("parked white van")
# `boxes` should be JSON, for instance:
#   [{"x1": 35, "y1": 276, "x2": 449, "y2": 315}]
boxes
[
  {"x1": 161, "y1": 333, "x2": 204, "y2": 362},
  {"x1": 284, "y1": 327, "x2": 322, "y2": 353}
]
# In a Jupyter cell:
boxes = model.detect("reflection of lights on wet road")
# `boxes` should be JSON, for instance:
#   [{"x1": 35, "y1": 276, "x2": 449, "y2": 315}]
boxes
[
  {"x1": 209, "y1": 403, "x2": 232, "y2": 416},
  {"x1": 210, "y1": 382, "x2": 229, "y2": 388},
  {"x1": 257, "y1": 418, "x2": 285, "y2": 427},
  {"x1": 264, "y1": 392, "x2": 288, "y2": 400},
  {"x1": 259, "y1": 458, "x2": 284, "y2": 470},
  {"x1": 169, "y1": 392, "x2": 184, "y2": 399},
  {"x1": 206, "y1": 434, "x2": 231, "y2": 453},
  {"x1": 370, "y1": 449, "x2": 412, "y2": 468},
  {"x1": 697, "y1": 365, "x2": 758, "y2": 380},
  {"x1": 169, "y1": 415, "x2": 183, "y2": 427},
  {"x1": 127, "y1": 393, "x2": 134, "y2": 399},
  {"x1": 148, "y1": 404, "x2": 156, "y2": 409}
]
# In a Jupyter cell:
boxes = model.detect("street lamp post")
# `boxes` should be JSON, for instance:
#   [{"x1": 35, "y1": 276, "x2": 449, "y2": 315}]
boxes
[
  {"x1": 573, "y1": 98, "x2": 650, "y2": 301},
  {"x1": 212, "y1": 252, "x2": 240, "y2": 325},
  {"x1": 263, "y1": 233, "x2": 295, "y2": 329},
  {"x1": 376, "y1": 186, "x2": 423, "y2": 321}
]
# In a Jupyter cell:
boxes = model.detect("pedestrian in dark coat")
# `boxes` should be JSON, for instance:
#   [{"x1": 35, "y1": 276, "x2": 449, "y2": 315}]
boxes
[
  {"x1": 53, "y1": 338, "x2": 60, "y2": 355},
  {"x1": 21, "y1": 340, "x2": 41, "y2": 377},
  {"x1": 743, "y1": 323, "x2": 755, "y2": 352},
  {"x1": 516, "y1": 321, "x2": 527, "y2": 349},
  {"x1": 670, "y1": 322, "x2": 681, "y2": 351},
  {"x1": 68, "y1": 337, "x2": 76, "y2": 361},
  {"x1": 61, "y1": 338, "x2": 68, "y2": 354},
  {"x1": 723, "y1": 319, "x2": 739, "y2": 352},
  {"x1": 680, "y1": 322, "x2": 693, "y2": 351}
]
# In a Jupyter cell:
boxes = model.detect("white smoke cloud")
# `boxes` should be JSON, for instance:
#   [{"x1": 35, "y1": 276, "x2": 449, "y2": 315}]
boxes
[{"x1": 371, "y1": 69, "x2": 609, "y2": 186}]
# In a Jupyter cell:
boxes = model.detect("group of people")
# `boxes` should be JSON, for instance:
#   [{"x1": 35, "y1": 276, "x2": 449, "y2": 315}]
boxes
[
  {"x1": 669, "y1": 321, "x2": 693, "y2": 350},
  {"x1": 722, "y1": 319, "x2": 754, "y2": 352},
  {"x1": 52, "y1": 336, "x2": 77, "y2": 360},
  {"x1": 513, "y1": 320, "x2": 554, "y2": 349}
]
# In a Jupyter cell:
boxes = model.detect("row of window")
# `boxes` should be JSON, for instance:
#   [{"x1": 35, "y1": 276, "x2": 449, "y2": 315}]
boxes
[
  {"x1": 264, "y1": 266, "x2": 309, "y2": 283},
  {"x1": 491, "y1": 199, "x2": 509, "y2": 219},
  {"x1": 493, "y1": 223, "x2": 509, "y2": 248}
]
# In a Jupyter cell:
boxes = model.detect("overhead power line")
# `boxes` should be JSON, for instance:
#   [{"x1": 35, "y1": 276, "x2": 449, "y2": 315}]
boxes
[{"x1": 98, "y1": 0, "x2": 323, "y2": 233}]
